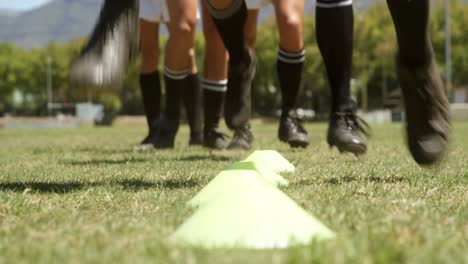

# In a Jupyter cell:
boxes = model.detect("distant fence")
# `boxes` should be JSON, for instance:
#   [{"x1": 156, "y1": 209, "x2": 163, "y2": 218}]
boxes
[
  {"x1": 358, "y1": 110, "x2": 393, "y2": 124},
  {"x1": 357, "y1": 103, "x2": 468, "y2": 123},
  {"x1": 451, "y1": 103, "x2": 468, "y2": 121}
]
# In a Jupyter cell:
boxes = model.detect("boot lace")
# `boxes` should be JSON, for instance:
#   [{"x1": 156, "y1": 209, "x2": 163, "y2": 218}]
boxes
[{"x1": 335, "y1": 111, "x2": 371, "y2": 137}]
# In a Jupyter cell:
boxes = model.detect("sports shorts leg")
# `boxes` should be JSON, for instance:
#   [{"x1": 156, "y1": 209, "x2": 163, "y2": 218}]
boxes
[
  {"x1": 140, "y1": 0, "x2": 201, "y2": 23},
  {"x1": 139, "y1": 0, "x2": 170, "y2": 23},
  {"x1": 245, "y1": 0, "x2": 271, "y2": 10}
]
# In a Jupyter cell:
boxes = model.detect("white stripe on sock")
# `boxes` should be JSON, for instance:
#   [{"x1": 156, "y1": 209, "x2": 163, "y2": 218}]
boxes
[
  {"x1": 278, "y1": 56, "x2": 306, "y2": 64},
  {"x1": 279, "y1": 49, "x2": 306, "y2": 58},
  {"x1": 317, "y1": 0, "x2": 352, "y2": 8},
  {"x1": 203, "y1": 79, "x2": 228, "y2": 86},
  {"x1": 202, "y1": 79, "x2": 228, "y2": 92},
  {"x1": 164, "y1": 67, "x2": 190, "y2": 80}
]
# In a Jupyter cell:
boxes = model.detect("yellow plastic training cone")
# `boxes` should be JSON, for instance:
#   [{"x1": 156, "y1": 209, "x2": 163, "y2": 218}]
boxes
[
  {"x1": 172, "y1": 183, "x2": 335, "y2": 249},
  {"x1": 235, "y1": 160, "x2": 289, "y2": 186},
  {"x1": 244, "y1": 150, "x2": 295, "y2": 174},
  {"x1": 188, "y1": 162, "x2": 275, "y2": 208}
]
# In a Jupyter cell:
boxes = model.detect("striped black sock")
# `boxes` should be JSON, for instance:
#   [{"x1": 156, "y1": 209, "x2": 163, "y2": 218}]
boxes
[
  {"x1": 277, "y1": 48, "x2": 305, "y2": 113},
  {"x1": 202, "y1": 79, "x2": 227, "y2": 130},
  {"x1": 139, "y1": 71, "x2": 161, "y2": 129},
  {"x1": 164, "y1": 66, "x2": 190, "y2": 120},
  {"x1": 183, "y1": 73, "x2": 203, "y2": 136},
  {"x1": 316, "y1": 0, "x2": 354, "y2": 112}
]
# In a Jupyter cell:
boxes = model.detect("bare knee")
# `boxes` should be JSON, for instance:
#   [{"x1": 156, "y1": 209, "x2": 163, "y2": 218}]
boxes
[
  {"x1": 170, "y1": 18, "x2": 197, "y2": 41},
  {"x1": 141, "y1": 52, "x2": 159, "y2": 73},
  {"x1": 277, "y1": 13, "x2": 303, "y2": 50},
  {"x1": 140, "y1": 42, "x2": 159, "y2": 73}
]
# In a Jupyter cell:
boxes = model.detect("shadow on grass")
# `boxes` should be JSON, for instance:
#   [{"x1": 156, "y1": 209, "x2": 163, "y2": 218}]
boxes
[
  {"x1": 0, "y1": 182, "x2": 88, "y2": 193},
  {"x1": 64, "y1": 154, "x2": 233, "y2": 166},
  {"x1": 176, "y1": 154, "x2": 233, "y2": 162},
  {"x1": 74, "y1": 147, "x2": 135, "y2": 155},
  {"x1": 64, "y1": 158, "x2": 147, "y2": 166},
  {"x1": 118, "y1": 178, "x2": 198, "y2": 190},
  {"x1": 294, "y1": 175, "x2": 405, "y2": 186},
  {"x1": 0, "y1": 178, "x2": 198, "y2": 194},
  {"x1": 154, "y1": 154, "x2": 234, "y2": 162}
]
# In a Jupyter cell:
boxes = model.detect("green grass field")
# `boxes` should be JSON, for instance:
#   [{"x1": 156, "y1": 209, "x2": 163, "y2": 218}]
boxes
[{"x1": 0, "y1": 121, "x2": 467, "y2": 263}]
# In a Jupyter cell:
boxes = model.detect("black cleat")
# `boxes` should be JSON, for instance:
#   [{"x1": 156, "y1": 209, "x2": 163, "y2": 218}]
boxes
[
  {"x1": 399, "y1": 60, "x2": 450, "y2": 165},
  {"x1": 224, "y1": 53, "x2": 257, "y2": 130},
  {"x1": 327, "y1": 110, "x2": 369, "y2": 156},
  {"x1": 189, "y1": 132, "x2": 204, "y2": 146},
  {"x1": 134, "y1": 131, "x2": 157, "y2": 151},
  {"x1": 227, "y1": 125, "x2": 254, "y2": 150},
  {"x1": 278, "y1": 109, "x2": 309, "y2": 148},
  {"x1": 70, "y1": 0, "x2": 139, "y2": 89},
  {"x1": 152, "y1": 115, "x2": 179, "y2": 149},
  {"x1": 203, "y1": 128, "x2": 230, "y2": 150}
]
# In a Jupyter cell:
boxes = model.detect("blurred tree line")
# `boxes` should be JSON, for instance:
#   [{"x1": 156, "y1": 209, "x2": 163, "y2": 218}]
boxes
[{"x1": 0, "y1": 1, "x2": 467, "y2": 117}]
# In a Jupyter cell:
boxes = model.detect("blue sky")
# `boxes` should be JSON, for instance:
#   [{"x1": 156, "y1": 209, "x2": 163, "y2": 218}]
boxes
[{"x1": 0, "y1": 0, "x2": 51, "y2": 11}]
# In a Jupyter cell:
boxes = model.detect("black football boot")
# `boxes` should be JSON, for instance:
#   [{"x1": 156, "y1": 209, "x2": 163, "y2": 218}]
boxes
[
  {"x1": 203, "y1": 127, "x2": 230, "y2": 150},
  {"x1": 224, "y1": 53, "x2": 256, "y2": 130},
  {"x1": 70, "y1": 0, "x2": 139, "y2": 89},
  {"x1": 151, "y1": 115, "x2": 179, "y2": 149},
  {"x1": 278, "y1": 109, "x2": 309, "y2": 148},
  {"x1": 134, "y1": 72, "x2": 162, "y2": 151},
  {"x1": 135, "y1": 129, "x2": 158, "y2": 151},
  {"x1": 327, "y1": 104, "x2": 369, "y2": 156},
  {"x1": 398, "y1": 60, "x2": 450, "y2": 165},
  {"x1": 227, "y1": 124, "x2": 254, "y2": 150},
  {"x1": 225, "y1": 53, "x2": 256, "y2": 150}
]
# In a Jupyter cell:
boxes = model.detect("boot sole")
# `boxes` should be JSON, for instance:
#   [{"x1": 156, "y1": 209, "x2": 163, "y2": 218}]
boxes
[
  {"x1": 329, "y1": 143, "x2": 367, "y2": 156},
  {"x1": 279, "y1": 137, "x2": 309, "y2": 148},
  {"x1": 226, "y1": 141, "x2": 251, "y2": 150},
  {"x1": 134, "y1": 143, "x2": 154, "y2": 151},
  {"x1": 203, "y1": 145, "x2": 228, "y2": 150}
]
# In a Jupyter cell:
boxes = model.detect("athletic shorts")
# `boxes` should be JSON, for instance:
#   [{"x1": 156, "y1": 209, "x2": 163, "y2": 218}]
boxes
[
  {"x1": 139, "y1": 0, "x2": 170, "y2": 22},
  {"x1": 246, "y1": 0, "x2": 271, "y2": 9},
  {"x1": 139, "y1": 0, "x2": 201, "y2": 23},
  {"x1": 139, "y1": 0, "x2": 265, "y2": 23}
]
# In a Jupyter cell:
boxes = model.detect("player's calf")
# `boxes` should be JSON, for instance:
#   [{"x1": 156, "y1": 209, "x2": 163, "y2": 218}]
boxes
[{"x1": 387, "y1": 0, "x2": 450, "y2": 165}]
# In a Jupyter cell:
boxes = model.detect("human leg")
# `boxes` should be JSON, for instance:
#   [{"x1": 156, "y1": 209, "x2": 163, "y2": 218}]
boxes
[
  {"x1": 387, "y1": 0, "x2": 450, "y2": 165},
  {"x1": 137, "y1": 18, "x2": 162, "y2": 149},
  {"x1": 273, "y1": 0, "x2": 309, "y2": 148},
  {"x1": 316, "y1": 0, "x2": 368, "y2": 155},
  {"x1": 152, "y1": 0, "x2": 199, "y2": 149}
]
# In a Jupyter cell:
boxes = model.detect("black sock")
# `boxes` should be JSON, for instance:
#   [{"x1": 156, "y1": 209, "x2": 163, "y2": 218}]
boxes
[
  {"x1": 183, "y1": 73, "x2": 203, "y2": 136},
  {"x1": 316, "y1": 0, "x2": 354, "y2": 112},
  {"x1": 387, "y1": 0, "x2": 432, "y2": 68},
  {"x1": 202, "y1": 79, "x2": 227, "y2": 131},
  {"x1": 164, "y1": 67, "x2": 190, "y2": 121},
  {"x1": 139, "y1": 71, "x2": 161, "y2": 129},
  {"x1": 206, "y1": 0, "x2": 249, "y2": 65},
  {"x1": 277, "y1": 47, "x2": 305, "y2": 114}
]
